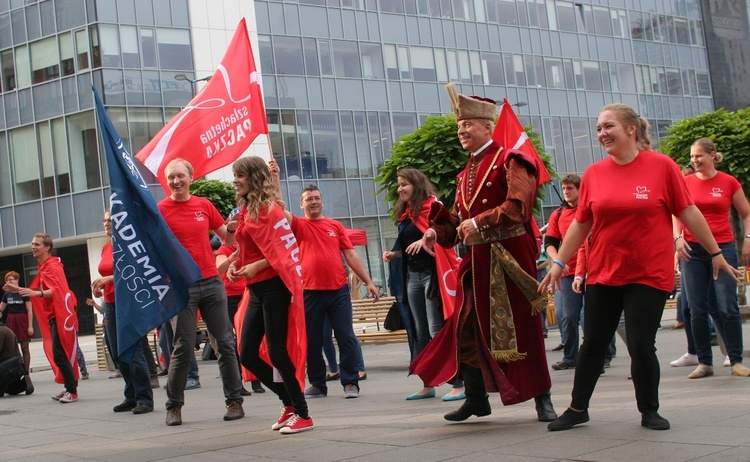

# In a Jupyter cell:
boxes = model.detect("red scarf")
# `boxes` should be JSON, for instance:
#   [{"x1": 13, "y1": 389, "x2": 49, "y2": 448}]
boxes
[
  {"x1": 30, "y1": 257, "x2": 79, "y2": 384},
  {"x1": 402, "y1": 195, "x2": 461, "y2": 319},
  {"x1": 233, "y1": 203, "x2": 306, "y2": 390}
]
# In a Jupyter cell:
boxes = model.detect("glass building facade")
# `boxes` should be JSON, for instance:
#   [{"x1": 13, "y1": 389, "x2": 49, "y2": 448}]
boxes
[{"x1": 0, "y1": 0, "x2": 745, "y2": 330}]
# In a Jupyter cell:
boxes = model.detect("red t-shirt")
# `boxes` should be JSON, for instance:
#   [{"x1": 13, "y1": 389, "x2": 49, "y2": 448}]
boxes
[
  {"x1": 291, "y1": 216, "x2": 353, "y2": 290},
  {"x1": 158, "y1": 195, "x2": 223, "y2": 279},
  {"x1": 216, "y1": 244, "x2": 247, "y2": 296},
  {"x1": 576, "y1": 150, "x2": 693, "y2": 292},
  {"x1": 234, "y1": 205, "x2": 280, "y2": 285},
  {"x1": 683, "y1": 171, "x2": 740, "y2": 245},
  {"x1": 98, "y1": 241, "x2": 115, "y2": 303},
  {"x1": 546, "y1": 205, "x2": 579, "y2": 274}
]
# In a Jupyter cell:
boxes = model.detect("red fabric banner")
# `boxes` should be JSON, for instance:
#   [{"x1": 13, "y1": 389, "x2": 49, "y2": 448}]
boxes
[
  {"x1": 493, "y1": 99, "x2": 551, "y2": 187},
  {"x1": 135, "y1": 18, "x2": 268, "y2": 193},
  {"x1": 29, "y1": 257, "x2": 79, "y2": 384},
  {"x1": 233, "y1": 204, "x2": 306, "y2": 390},
  {"x1": 344, "y1": 228, "x2": 368, "y2": 246}
]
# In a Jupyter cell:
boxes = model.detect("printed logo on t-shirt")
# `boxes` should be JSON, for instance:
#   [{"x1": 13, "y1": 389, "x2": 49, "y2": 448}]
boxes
[
  {"x1": 710, "y1": 187, "x2": 724, "y2": 198},
  {"x1": 194, "y1": 211, "x2": 205, "y2": 222},
  {"x1": 633, "y1": 186, "x2": 650, "y2": 200},
  {"x1": 326, "y1": 229, "x2": 337, "y2": 238}
]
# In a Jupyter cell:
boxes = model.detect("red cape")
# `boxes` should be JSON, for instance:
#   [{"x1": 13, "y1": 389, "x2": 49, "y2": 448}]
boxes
[
  {"x1": 402, "y1": 195, "x2": 461, "y2": 320},
  {"x1": 233, "y1": 204, "x2": 306, "y2": 390},
  {"x1": 30, "y1": 257, "x2": 79, "y2": 384}
]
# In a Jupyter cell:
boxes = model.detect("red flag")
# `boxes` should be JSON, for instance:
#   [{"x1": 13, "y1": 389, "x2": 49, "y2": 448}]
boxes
[
  {"x1": 344, "y1": 228, "x2": 368, "y2": 246},
  {"x1": 135, "y1": 18, "x2": 268, "y2": 193},
  {"x1": 492, "y1": 99, "x2": 551, "y2": 186},
  {"x1": 29, "y1": 257, "x2": 79, "y2": 384}
]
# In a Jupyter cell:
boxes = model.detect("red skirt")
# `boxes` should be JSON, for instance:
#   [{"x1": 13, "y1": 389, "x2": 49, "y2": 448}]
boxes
[{"x1": 6, "y1": 312, "x2": 32, "y2": 341}]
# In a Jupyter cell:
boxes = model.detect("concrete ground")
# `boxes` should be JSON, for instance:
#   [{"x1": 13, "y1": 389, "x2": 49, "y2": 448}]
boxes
[{"x1": 3, "y1": 309, "x2": 750, "y2": 462}]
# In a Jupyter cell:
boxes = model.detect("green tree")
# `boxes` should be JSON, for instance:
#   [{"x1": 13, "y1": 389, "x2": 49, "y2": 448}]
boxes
[
  {"x1": 375, "y1": 114, "x2": 556, "y2": 222},
  {"x1": 189, "y1": 178, "x2": 237, "y2": 217}
]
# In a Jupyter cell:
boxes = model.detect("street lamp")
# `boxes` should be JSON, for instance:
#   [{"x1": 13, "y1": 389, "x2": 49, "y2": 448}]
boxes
[
  {"x1": 174, "y1": 74, "x2": 212, "y2": 83},
  {"x1": 512, "y1": 101, "x2": 528, "y2": 108}
]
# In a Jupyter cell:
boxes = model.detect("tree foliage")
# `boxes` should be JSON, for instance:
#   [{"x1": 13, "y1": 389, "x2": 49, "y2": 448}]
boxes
[
  {"x1": 659, "y1": 108, "x2": 750, "y2": 197},
  {"x1": 375, "y1": 114, "x2": 557, "y2": 222},
  {"x1": 189, "y1": 178, "x2": 237, "y2": 217}
]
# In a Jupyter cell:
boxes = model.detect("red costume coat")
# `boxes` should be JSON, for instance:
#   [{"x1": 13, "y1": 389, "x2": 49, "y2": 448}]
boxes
[{"x1": 410, "y1": 142, "x2": 551, "y2": 405}]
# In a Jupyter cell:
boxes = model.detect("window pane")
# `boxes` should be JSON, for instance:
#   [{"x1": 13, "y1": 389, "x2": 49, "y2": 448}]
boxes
[
  {"x1": 593, "y1": 6, "x2": 611, "y2": 35},
  {"x1": 15, "y1": 45, "x2": 30, "y2": 89},
  {"x1": 303, "y1": 38, "x2": 320, "y2": 76},
  {"x1": 55, "y1": 0, "x2": 86, "y2": 32},
  {"x1": 582, "y1": 61, "x2": 601, "y2": 90},
  {"x1": 411, "y1": 46, "x2": 435, "y2": 81},
  {"x1": 25, "y1": 4, "x2": 41, "y2": 41},
  {"x1": 139, "y1": 28, "x2": 156, "y2": 67},
  {"x1": 52, "y1": 117, "x2": 71, "y2": 195},
  {"x1": 274, "y1": 36, "x2": 305, "y2": 75},
  {"x1": 361, "y1": 43, "x2": 384, "y2": 79},
  {"x1": 312, "y1": 111, "x2": 343, "y2": 178},
  {"x1": 75, "y1": 28, "x2": 89, "y2": 70},
  {"x1": 2, "y1": 49, "x2": 16, "y2": 91},
  {"x1": 67, "y1": 110, "x2": 100, "y2": 192},
  {"x1": 11, "y1": 125, "x2": 40, "y2": 202},
  {"x1": 59, "y1": 33, "x2": 75, "y2": 76},
  {"x1": 99, "y1": 24, "x2": 121, "y2": 67},
  {"x1": 0, "y1": 133, "x2": 11, "y2": 205},
  {"x1": 120, "y1": 25, "x2": 139, "y2": 68},
  {"x1": 332, "y1": 40, "x2": 361, "y2": 78},
  {"x1": 156, "y1": 28, "x2": 191, "y2": 70},
  {"x1": 0, "y1": 13, "x2": 11, "y2": 50}
]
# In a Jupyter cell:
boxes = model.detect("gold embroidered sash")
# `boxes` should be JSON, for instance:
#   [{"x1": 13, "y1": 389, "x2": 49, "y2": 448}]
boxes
[{"x1": 486, "y1": 242, "x2": 548, "y2": 363}]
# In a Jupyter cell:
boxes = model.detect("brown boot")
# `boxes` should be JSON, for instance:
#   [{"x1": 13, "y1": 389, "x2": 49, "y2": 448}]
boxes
[
  {"x1": 224, "y1": 401, "x2": 245, "y2": 421},
  {"x1": 166, "y1": 406, "x2": 182, "y2": 426}
]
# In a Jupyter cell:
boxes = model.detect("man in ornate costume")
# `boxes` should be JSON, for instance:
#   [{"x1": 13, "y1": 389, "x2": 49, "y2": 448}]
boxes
[{"x1": 410, "y1": 84, "x2": 556, "y2": 423}]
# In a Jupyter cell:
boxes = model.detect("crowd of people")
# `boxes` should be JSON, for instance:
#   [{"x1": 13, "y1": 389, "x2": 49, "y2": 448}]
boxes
[{"x1": 3, "y1": 86, "x2": 750, "y2": 438}]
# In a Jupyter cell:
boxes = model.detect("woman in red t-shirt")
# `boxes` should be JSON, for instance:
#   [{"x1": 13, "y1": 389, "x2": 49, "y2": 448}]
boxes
[
  {"x1": 673, "y1": 138, "x2": 750, "y2": 380},
  {"x1": 229, "y1": 156, "x2": 313, "y2": 435},
  {"x1": 539, "y1": 104, "x2": 739, "y2": 432}
]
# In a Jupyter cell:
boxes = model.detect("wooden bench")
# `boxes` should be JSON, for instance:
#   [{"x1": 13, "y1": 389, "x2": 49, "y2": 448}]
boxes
[
  {"x1": 664, "y1": 273, "x2": 682, "y2": 311},
  {"x1": 350, "y1": 296, "x2": 408, "y2": 345}
]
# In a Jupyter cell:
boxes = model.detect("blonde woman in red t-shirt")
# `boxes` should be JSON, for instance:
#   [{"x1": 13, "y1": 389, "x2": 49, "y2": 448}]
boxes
[
  {"x1": 673, "y1": 138, "x2": 750, "y2": 380},
  {"x1": 539, "y1": 104, "x2": 739, "y2": 432}
]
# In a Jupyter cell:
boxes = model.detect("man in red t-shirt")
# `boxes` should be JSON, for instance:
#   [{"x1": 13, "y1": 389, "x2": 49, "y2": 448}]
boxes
[
  {"x1": 544, "y1": 174, "x2": 584, "y2": 370},
  {"x1": 158, "y1": 159, "x2": 244, "y2": 426},
  {"x1": 288, "y1": 185, "x2": 379, "y2": 399}
]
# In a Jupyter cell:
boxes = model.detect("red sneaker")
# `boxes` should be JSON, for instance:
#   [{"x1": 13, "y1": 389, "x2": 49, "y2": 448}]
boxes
[
  {"x1": 51, "y1": 391, "x2": 65, "y2": 401},
  {"x1": 271, "y1": 406, "x2": 295, "y2": 430},
  {"x1": 278, "y1": 414, "x2": 314, "y2": 434},
  {"x1": 59, "y1": 392, "x2": 78, "y2": 403}
]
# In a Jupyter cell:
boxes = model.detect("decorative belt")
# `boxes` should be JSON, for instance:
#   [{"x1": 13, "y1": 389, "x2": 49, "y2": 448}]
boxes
[{"x1": 464, "y1": 223, "x2": 527, "y2": 246}]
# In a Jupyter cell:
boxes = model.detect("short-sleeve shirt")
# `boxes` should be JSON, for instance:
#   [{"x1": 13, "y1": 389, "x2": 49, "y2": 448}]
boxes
[
  {"x1": 683, "y1": 171, "x2": 741, "y2": 245},
  {"x1": 158, "y1": 195, "x2": 224, "y2": 279},
  {"x1": 291, "y1": 216, "x2": 353, "y2": 290},
  {"x1": 2, "y1": 292, "x2": 28, "y2": 314},
  {"x1": 545, "y1": 205, "x2": 579, "y2": 274},
  {"x1": 576, "y1": 150, "x2": 693, "y2": 292}
]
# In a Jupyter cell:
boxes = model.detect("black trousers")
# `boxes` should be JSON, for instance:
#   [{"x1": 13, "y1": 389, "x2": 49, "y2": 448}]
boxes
[
  {"x1": 571, "y1": 284, "x2": 667, "y2": 414},
  {"x1": 50, "y1": 319, "x2": 77, "y2": 393},
  {"x1": 239, "y1": 276, "x2": 308, "y2": 418}
]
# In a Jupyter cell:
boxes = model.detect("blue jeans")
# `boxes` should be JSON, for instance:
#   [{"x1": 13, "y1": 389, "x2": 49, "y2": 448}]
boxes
[
  {"x1": 558, "y1": 276, "x2": 584, "y2": 365},
  {"x1": 75, "y1": 334, "x2": 88, "y2": 375},
  {"x1": 323, "y1": 314, "x2": 365, "y2": 373},
  {"x1": 682, "y1": 242, "x2": 743, "y2": 365},
  {"x1": 406, "y1": 270, "x2": 443, "y2": 356},
  {"x1": 104, "y1": 302, "x2": 153, "y2": 405},
  {"x1": 166, "y1": 276, "x2": 243, "y2": 409},
  {"x1": 158, "y1": 320, "x2": 199, "y2": 379}
]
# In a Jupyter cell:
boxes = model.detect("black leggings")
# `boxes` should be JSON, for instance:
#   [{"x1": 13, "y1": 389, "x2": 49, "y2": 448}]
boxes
[
  {"x1": 571, "y1": 284, "x2": 667, "y2": 414},
  {"x1": 50, "y1": 319, "x2": 77, "y2": 393},
  {"x1": 239, "y1": 276, "x2": 308, "y2": 418}
]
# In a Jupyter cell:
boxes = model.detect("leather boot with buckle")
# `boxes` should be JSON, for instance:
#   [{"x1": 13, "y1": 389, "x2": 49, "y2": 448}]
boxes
[{"x1": 444, "y1": 364, "x2": 491, "y2": 422}]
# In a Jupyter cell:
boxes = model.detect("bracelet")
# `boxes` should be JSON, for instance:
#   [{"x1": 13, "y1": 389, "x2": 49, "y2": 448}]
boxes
[
  {"x1": 39, "y1": 290, "x2": 44, "y2": 298},
  {"x1": 552, "y1": 259, "x2": 566, "y2": 269},
  {"x1": 710, "y1": 250, "x2": 723, "y2": 258},
  {"x1": 674, "y1": 236, "x2": 682, "y2": 243},
  {"x1": 573, "y1": 276, "x2": 584, "y2": 282}
]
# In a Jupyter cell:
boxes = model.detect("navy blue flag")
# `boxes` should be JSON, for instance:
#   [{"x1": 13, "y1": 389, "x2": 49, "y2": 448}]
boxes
[{"x1": 93, "y1": 87, "x2": 202, "y2": 362}]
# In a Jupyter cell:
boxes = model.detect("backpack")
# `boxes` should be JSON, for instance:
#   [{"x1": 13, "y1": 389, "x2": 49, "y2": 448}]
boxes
[{"x1": 0, "y1": 356, "x2": 25, "y2": 388}]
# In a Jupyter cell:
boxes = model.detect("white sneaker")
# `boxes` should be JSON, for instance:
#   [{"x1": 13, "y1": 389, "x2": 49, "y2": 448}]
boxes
[
  {"x1": 724, "y1": 356, "x2": 731, "y2": 367},
  {"x1": 670, "y1": 353, "x2": 699, "y2": 367}
]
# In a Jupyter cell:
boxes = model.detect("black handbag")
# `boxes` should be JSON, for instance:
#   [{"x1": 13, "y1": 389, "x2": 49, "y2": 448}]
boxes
[{"x1": 384, "y1": 301, "x2": 405, "y2": 331}]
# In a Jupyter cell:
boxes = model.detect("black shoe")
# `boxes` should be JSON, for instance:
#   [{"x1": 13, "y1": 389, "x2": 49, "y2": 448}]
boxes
[
  {"x1": 24, "y1": 375, "x2": 34, "y2": 395},
  {"x1": 551, "y1": 361, "x2": 575, "y2": 370},
  {"x1": 157, "y1": 369, "x2": 169, "y2": 377},
  {"x1": 547, "y1": 408, "x2": 589, "y2": 431},
  {"x1": 534, "y1": 392, "x2": 557, "y2": 422},
  {"x1": 444, "y1": 397, "x2": 492, "y2": 422},
  {"x1": 641, "y1": 412, "x2": 670, "y2": 430},
  {"x1": 113, "y1": 401, "x2": 137, "y2": 412},
  {"x1": 240, "y1": 386, "x2": 252, "y2": 396},
  {"x1": 552, "y1": 343, "x2": 564, "y2": 351},
  {"x1": 326, "y1": 371, "x2": 340, "y2": 381},
  {"x1": 251, "y1": 380, "x2": 265, "y2": 393},
  {"x1": 132, "y1": 403, "x2": 154, "y2": 415}
]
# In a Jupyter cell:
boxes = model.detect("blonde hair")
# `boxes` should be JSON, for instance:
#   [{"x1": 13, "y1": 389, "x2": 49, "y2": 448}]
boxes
[
  {"x1": 601, "y1": 103, "x2": 652, "y2": 150},
  {"x1": 692, "y1": 138, "x2": 723, "y2": 163},
  {"x1": 164, "y1": 158, "x2": 194, "y2": 176},
  {"x1": 232, "y1": 157, "x2": 284, "y2": 221}
]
